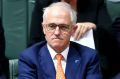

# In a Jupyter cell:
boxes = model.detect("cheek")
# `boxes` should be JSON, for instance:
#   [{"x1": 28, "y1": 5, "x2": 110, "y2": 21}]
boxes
[
  {"x1": 45, "y1": 33, "x2": 52, "y2": 40},
  {"x1": 62, "y1": 32, "x2": 72, "y2": 40},
  {"x1": 63, "y1": 31, "x2": 73, "y2": 36}
]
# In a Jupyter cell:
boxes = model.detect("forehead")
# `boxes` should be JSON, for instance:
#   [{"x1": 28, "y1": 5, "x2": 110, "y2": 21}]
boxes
[{"x1": 45, "y1": 7, "x2": 71, "y2": 23}]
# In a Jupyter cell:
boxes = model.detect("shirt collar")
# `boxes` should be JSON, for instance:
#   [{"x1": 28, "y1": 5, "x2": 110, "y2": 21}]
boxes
[{"x1": 47, "y1": 44, "x2": 69, "y2": 61}]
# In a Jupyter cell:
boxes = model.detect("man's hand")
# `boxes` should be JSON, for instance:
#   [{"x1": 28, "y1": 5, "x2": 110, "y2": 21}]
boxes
[{"x1": 73, "y1": 22, "x2": 96, "y2": 40}]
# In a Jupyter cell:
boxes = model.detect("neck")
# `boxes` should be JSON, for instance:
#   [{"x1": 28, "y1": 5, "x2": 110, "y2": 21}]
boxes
[{"x1": 51, "y1": 44, "x2": 69, "y2": 53}]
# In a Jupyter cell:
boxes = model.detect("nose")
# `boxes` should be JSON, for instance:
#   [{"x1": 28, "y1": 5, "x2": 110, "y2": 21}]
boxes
[{"x1": 54, "y1": 26, "x2": 61, "y2": 35}]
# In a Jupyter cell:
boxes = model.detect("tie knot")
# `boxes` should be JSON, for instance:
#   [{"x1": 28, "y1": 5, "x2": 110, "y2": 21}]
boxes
[{"x1": 56, "y1": 54, "x2": 63, "y2": 61}]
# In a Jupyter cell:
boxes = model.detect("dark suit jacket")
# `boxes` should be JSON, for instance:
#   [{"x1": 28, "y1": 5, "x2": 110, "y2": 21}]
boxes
[
  {"x1": 0, "y1": 18, "x2": 8, "y2": 79},
  {"x1": 0, "y1": 18, "x2": 5, "y2": 74},
  {"x1": 111, "y1": 14, "x2": 120, "y2": 76},
  {"x1": 29, "y1": 0, "x2": 112, "y2": 45},
  {"x1": 0, "y1": 18, "x2": 5, "y2": 59},
  {"x1": 18, "y1": 41, "x2": 102, "y2": 79},
  {"x1": 112, "y1": 13, "x2": 120, "y2": 49}
]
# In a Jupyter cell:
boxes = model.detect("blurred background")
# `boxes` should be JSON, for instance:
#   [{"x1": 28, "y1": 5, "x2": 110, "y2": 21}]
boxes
[
  {"x1": 0, "y1": 0, "x2": 120, "y2": 79},
  {"x1": 0, "y1": 0, "x2": 120, "y2": 61},
  {"x1": 0, "y1": 0, "x2": 35, "y2": 59}
]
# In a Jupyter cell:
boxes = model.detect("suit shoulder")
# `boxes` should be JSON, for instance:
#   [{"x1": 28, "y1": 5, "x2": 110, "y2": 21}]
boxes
[
  {"x1": 19, "y1": 41, "x2": 47, "y2": 59},
  {"x1": 70, "y1": 41, "x2": 96, "y2": 51},
  {"x1": 70, "y1": 42, "x2": 99, "y2": 62},
  {"x1": 70, "y1": 41, "x2": 97, "y2": 55}
]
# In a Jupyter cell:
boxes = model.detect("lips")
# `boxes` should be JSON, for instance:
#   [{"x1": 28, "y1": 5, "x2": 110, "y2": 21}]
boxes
[{"x1": 52, "y1": 38, "x2": 63, "y2": 40}]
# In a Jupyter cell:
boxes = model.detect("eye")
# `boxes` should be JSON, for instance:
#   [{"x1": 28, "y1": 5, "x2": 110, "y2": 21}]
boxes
[
  {"x1": 59, "y1": 24, "x2": 69, "y2": 30},
  {"x1": 48, "y1": 23, "x2": 57, "y2": 29}
]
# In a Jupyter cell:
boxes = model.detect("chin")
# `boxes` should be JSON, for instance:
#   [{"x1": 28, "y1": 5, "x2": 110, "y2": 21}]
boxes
[
  {"x1": 51, "y1": 42, "x2": 63, "y2": 48},
  {"x1": 52, "y1": 43, "x2": 62, "y2": 47}
]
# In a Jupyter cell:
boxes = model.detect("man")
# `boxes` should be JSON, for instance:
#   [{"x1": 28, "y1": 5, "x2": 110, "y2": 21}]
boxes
[
  {"x1": 112, "y1": 13, "x2": 120, "y2": 49},
  {"x1": 29, "y1": 0, "x2": 113, "y2": 78},
  {"x1": 111, "y1": 13, "x2": 120, "y2": 79},
  {"x1": 18, "y1": 2, "x2": 102, "y2": 79},
  {"x1": 0, "y1": 18, "x2": 5, "y2": 63},
  {"x1": 0, "y1": 17, "x2": 8, "y2": 79}
]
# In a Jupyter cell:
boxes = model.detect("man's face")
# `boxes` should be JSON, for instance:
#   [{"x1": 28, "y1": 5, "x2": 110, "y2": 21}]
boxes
[{"x1": 43, "y1": 7, "x2": 76, "y2": 52}]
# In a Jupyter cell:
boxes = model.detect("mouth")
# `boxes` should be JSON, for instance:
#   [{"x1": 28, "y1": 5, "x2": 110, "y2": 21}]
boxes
[
  {"x1": 53, "y1": 37, "x2": 63, "y2": 40},
  {"x1": 53, "y1": 38, "x2": 61, "y2": 40}
]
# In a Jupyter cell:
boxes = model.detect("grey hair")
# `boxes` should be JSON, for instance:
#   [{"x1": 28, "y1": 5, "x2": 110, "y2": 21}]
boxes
[{"x1": 42, "y1": 2, "x2": 77, "y2": 24}]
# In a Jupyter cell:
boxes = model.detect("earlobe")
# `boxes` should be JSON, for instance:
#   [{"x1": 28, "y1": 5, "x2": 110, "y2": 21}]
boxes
[
  {"x1": 42, "y1": 23, "x2": 46, "y2": 34},
  {"x1": 43, "y1": 27, "x2": 46, "y2": 34},
  {"x1": 72, "y1": 25, "x2": 77, "y2": 33}
]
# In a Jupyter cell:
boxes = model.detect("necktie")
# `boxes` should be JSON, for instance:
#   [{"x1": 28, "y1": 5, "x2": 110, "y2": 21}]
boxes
[{"x1": 56, "y1": 54, "x2": 66, "y2": 79}]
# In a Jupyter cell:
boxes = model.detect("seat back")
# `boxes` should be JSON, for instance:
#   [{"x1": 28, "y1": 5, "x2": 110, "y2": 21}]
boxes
[
  {"x1": 106, "y1": 0, "x2": 120, "y2": 21},
  {"x1": 0, "y1": 0, "x2": 35, "y2": 79}
]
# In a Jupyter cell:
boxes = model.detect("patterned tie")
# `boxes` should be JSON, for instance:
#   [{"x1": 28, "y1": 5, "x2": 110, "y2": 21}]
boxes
[{"x1": 56, "y1": 54, "x2": 66, "y2": 79}]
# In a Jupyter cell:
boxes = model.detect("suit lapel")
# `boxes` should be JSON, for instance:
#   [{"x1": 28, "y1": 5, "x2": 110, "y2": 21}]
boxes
[
  {"x1": 39, "y1": 44, "x2": 56, "y2": 79},
  {"x1": 65, "y1": 45, "x2": 81, "y2": 79},
  {"x1": 38, "y1": 42, "x2": 81, "y2": 79}
]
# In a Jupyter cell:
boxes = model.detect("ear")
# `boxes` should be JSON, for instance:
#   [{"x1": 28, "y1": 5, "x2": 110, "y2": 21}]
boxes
[
  {"x1": 42, "y1": 23, "x2": 46, "y2": 35},
  {"x1": 71, "y1": 24, "x2": 77, "y2": 35}
]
